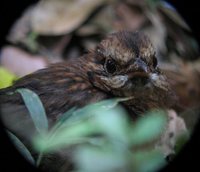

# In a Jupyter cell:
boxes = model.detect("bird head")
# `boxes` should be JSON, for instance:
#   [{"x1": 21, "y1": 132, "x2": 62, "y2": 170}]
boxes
[
  {"x1": 85, "y1": 31, "x2": 176, "y2": 113},
  {"x1": 86, "y1": 31, "x2": 167, "y2": 93}
]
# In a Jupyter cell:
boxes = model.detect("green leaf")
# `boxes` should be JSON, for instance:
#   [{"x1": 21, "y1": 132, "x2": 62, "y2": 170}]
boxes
[
  {"x1": 133, "y1": 150, "x2": 166, "y2": 172},
  {"x1": 7, "y1": 130, "x2": 35, "y2": 165},
  {"x1": 130, "y1": 110, "x2": 167, "y2": 145},
  {"x1": 51, "y1": 107, "x2": 77, "y2": 134},
  {"x1": 16, "y1": 88, "x2": 48, "y2": 135},
  {"x1": 57, "y1": 107, "x2": 77, "y2": 123}
]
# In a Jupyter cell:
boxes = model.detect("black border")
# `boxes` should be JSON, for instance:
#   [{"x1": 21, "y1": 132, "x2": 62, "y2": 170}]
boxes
[{"x1": 0, "y1": 0, "x2": 199, "y2": 171}]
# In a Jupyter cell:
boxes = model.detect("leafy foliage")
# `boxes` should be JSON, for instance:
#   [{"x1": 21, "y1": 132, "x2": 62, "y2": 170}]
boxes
[
  {"x1": 33, "y1": 102, "x2": 167, "y2": 171},
  {"x1": 5, "y1": 88, "x2": 188, "y2": 171}
]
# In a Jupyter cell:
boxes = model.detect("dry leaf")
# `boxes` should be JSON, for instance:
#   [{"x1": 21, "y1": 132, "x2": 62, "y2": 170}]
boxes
[
  {"x1": 126, "y1": 0, "x2": 147, "y2": 7},
  {"x1": 158, "y1": 3, "x2": 190, "y2": 31},
  {"x1": 77, "y1": 5, "x2": 116, "y2": 36},
  {"x1": 155, "y1": 109, "x2": 188, "y2": 157},
  {"x1": 114, "y1": 3, "x2": 146, "y2": 31},
  {"x1": 31, "y1": 0, "x2": 107, "y2": 35},
  {"x1": 7, "y1": 6, "x2": 33, "y2": 44},
  {"x1": 142, "y1": 10, "x2": 167, "y2": 60}
]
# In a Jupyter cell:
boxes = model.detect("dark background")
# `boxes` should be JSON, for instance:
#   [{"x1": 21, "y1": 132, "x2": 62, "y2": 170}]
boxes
[{"x1": 0, "y1": 0, "x2": 199, "y2": 171}]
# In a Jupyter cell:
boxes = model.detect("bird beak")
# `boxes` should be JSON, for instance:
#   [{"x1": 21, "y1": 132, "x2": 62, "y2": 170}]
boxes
[
  {"x1": 127, "y1": 58, "x2": 149, "y2": 87},
  {"x1": 134, "y1": 58, "x2": 148, "y2": 73}
]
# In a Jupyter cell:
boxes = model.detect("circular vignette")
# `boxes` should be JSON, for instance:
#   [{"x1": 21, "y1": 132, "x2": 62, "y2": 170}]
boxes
[
  {"x1": 0, "y1": 0, "x2": 200, "y2": 172},
  {"x1": 0, "y1": 1, "x2": 39, "y2": 172},
  {"x1": 161, "y1": 0, "x2": 200, "y2": 171}
]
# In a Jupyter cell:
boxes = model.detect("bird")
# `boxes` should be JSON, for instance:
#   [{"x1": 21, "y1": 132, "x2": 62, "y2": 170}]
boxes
[
  {"x1": 0, "y1": 31, "x2": 177, "y2": 171},
  {"x1": 0, "y1": 31, "x2": 176, "y2": 120}
]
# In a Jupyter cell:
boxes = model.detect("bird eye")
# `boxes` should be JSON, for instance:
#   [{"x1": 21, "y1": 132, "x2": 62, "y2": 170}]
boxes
[
  {"x1": 105, "y1": 58, "x2": 117, "y2": 74},
  {"x1": 152, "y1": 56, "x2": 158, "y2": 68}
]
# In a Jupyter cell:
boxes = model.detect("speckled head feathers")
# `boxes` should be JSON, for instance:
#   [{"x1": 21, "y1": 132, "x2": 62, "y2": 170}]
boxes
[{"x1": 97, "y1": 31, "x2": 155, "y2": 66}]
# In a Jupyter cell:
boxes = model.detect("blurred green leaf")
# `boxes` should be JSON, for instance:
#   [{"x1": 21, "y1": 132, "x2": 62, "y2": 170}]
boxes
[
  {"x1": 53, "y1": 98, "x2": 122, "y2": 137},
  {"x1": 56, "y1": 97, "x2": 131, "y2": 126},
  {"x1": 7, "y1": 130, "x2": 35, "y2": 165},
  {"x1": 16, "y1": 88, "x2": 48, "y2": 135},
  {"x1": 93, "y1": 105, "x2": 129, "y2": 145},
  {"x1": 34, "y1": 120, "x2": 98, "y2": 152},
  {"x1": 0, "y1": 67, "x2": 17, "y2": 88},
  {"x1": 130, "y1": 110, "x2": 167, "y2": 145},
  {"x1": 73, "y1": 146, "x2": 130, "y2": 172},
  {"x1": 133, "y1": 150, "x2": 166, "y2": 172}
]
